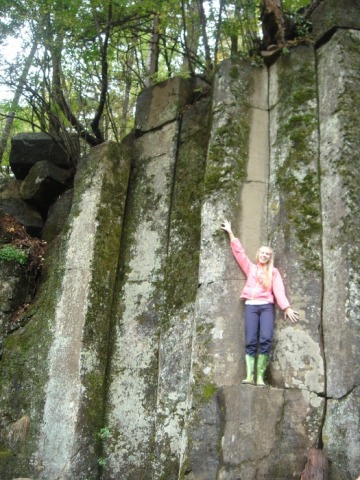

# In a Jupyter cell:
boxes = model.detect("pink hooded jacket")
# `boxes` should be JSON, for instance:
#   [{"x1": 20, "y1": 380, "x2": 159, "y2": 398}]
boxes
[{"x1": 231, "y1": 238, "x2": 291, "y2": 311}]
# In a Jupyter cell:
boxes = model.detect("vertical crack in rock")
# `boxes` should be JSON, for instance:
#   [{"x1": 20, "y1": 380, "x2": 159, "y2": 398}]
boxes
[
  {"x1": 266, "y1": 63, "x2": 272, "y2": 240},
  {"x1": 152, "y1": 110, "x2": 183, "y2": 480},
  {"x1": 313, "y1": 39, "x2": 327, "y2": 451}
]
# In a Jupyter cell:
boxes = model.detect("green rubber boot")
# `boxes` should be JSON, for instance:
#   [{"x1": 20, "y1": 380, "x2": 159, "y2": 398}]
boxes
[
  {"x1": 242, "y1": 354, "x2": 255, "y2": 384},
  {"x1": 256, "y1": 354, "x2": 269, "y2": 386}
]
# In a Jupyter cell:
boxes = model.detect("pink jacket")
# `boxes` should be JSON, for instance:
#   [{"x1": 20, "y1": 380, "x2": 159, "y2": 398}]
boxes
[{"x1": 231, "y1": 238, "x2": 290, "y2": 311}]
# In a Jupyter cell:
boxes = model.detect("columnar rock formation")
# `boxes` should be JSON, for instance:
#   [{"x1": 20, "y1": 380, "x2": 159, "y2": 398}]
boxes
[{"x1": 0, "y1": 1, "x2": 359, "y2": 479}]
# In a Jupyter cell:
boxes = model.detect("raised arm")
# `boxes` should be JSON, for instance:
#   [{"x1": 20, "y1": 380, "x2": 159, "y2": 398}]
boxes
[{"x1": 220, "y1": 219, "x2": 252, "y2": 276}]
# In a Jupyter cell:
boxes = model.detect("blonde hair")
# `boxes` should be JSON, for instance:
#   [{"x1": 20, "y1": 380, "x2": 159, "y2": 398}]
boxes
[{"x1": 256, "y1": 245, "x2": 274, "y2": 289}]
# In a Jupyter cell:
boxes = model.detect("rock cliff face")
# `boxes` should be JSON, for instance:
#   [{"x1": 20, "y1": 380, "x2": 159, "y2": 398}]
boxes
[{"x1": 0, "y1": 1, "x2": 359, "y2": 479}]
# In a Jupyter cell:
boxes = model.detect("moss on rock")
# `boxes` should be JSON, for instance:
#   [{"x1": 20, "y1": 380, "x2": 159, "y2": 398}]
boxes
[
  {"x1": 271, "y1": 46, "x2": 322, "y2": 271},
  {"x1": 205, "y1": 59, "x2": 252, "y2": 202}
]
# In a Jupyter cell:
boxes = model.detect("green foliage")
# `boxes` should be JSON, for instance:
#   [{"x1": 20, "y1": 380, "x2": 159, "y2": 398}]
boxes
[
  {"x1": 283, "y1": 0, "x2": 309, "y2": 11},
  {"x1": 202, "y1": 383, "x2": 217, "y2": 402},
  {"x1": 250, "y1": 54, "x2": 264, "y2": 67},
  {"x1": 0, "y1": 0, "x2": 316, "y2": 154},
  {"x1": 0, "y1": 101, "x2": 35, "y2": 172},
  {"x1": 286, "y1": 10, "x2": 312, "y2": 38},
  {"x1": 0, "y1": 244, "x2": 29, "y2": 265},
  {"x1": 97, "y1": 426, "x2": 111, "y2": 440}
]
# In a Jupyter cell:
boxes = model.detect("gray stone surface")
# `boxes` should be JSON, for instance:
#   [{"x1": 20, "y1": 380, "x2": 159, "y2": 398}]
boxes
[
  {"x1": 311, "y1": 0, "x2": 360, "y2": 44},
  {"x1": 135, "y1": 76, "x2": 193, "y2": 132},
  {"x1": 34, "y1": 143, "x2": 131, "y2": 479},
  {"x1": 104, "y1": 122, "x2": 179, "y2": 479},
  {"x1": 323, "y1": 387, "x2": 360, "y2": 480},
  {"x1": 220, "y1": 386, "x2": 323, "y2": 478},
  {"x1": 184, "y1": 58, "x2": 271, "y2": 477},
  {"x1": 41, "y1": 189, "x2": 73, "y2": 243},
  {"x1": 0, "y1": 198, "x2": 44, "y2": 236},
  {"x1": 152, "y1": 98, "x2": 211, "y2": 479},
  {"x1": 317, "y1": 29, "x2": 360, "y2": 400},
  {"x1": 0, "y1": 260, "x2": 30, "y2": 356},
  {"x1": 268, "y1": 45, "x2": 324, "y2": 394}
]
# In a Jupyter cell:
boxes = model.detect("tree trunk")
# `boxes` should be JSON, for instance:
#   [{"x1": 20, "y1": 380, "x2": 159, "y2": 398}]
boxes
[
  {"x1": 119, "y1": 46, "x2": 135, "y2": 139},
  {"x1": 213, "y1": 0, "x2": 225, "y2": 67},
  {"x1": 197, "y1": 0, "x2": 213, "y2": 75},
  {"x1": 144, "y1": 15, "x2": 160, "y2": 87},
  {"x1": 0, "y1": 41, "x2": 38, "y2": 167},
  {"x1": 260, "y1": 0, "x2": 285, "y2": 47},
  {"x1": 181, "y1": 0, "x2": 200, "y2": 75},
  {"x1": 231, "y1": 0, "x2": 241, "y2": 56}
]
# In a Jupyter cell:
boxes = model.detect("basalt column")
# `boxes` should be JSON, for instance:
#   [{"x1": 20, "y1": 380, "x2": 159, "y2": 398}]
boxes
[
  {"x1": 0, "y1": 142, "x2": 131, "y2": 479},
  {"x1": 102, "y1": 78, "x2": 203, "y2": 480},
  {"x1": 267, "y1": 43, "x2": 325, "y2": 479},
  {"x1": 181, "y1": 60, "x2": 271, "y2": 479},
  {"x1": 152, "y1": 96, "x2": 211, "y2": 479},
  {"x1": 317, "y1": 27, "x2": 360, "y2": 479},
  {"x1": 182, "y1": 52, "x2": 325, "y2": 478}
]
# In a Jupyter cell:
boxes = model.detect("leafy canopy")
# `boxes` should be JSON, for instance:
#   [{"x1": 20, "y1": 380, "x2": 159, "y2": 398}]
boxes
[{"x1": 0, "y1": 0, "x2": 314, "y2": 169}]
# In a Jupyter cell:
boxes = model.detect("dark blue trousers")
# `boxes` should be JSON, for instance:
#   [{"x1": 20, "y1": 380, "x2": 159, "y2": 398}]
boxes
[{"x1": 245, "y1": 303, "x2": 274, "y2": 356}]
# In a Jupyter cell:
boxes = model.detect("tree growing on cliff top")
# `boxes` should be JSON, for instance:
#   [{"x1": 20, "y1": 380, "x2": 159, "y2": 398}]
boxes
[{"x1": 0, "y1": 0, "x2": 317, "y2": 169}]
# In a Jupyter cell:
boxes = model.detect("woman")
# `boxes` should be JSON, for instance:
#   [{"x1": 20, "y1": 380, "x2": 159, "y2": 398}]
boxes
[{"x1": 221, "y1": 219, "x2": 299, "y2": 386}]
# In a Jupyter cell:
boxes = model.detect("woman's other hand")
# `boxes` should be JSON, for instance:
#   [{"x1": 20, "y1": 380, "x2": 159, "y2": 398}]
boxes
[{"x1": 284, "y1": 307, "x2": 299, "y2": 323}]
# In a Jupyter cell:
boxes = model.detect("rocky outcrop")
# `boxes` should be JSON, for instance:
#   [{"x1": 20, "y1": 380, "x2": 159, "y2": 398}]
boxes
[
  {"x1": 6, "y1": 132, "x2": 77, "y2": 232},
  {"x1": 0, "y1": 1, "x2": 359, "y2": 479},
  {"x1": 0, "y1": 178, "x2": 44, "y2": 236}
]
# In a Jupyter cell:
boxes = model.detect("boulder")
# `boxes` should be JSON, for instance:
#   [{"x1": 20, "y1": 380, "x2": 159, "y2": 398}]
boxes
[
  {"x1": 20, "y1": 160, "x2": 72, "y2": 210},
  {"x1": 10, "y1": 132, "x2": 78, "y2": 179},
  {"x1": 0, "y1": 199, "x2": 43, "y2": 238}
]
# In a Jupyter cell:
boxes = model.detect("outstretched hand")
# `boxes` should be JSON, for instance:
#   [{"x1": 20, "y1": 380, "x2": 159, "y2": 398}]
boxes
[
  {"x1": 284, "y1": 307, "x2": 299, "y2": 323},
  {"x1": 220, "y1": 219, "x2": 232, "y2": 233},
  {"x1": 220, "y1": 219, "x2": 235, "y2": 242}
]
